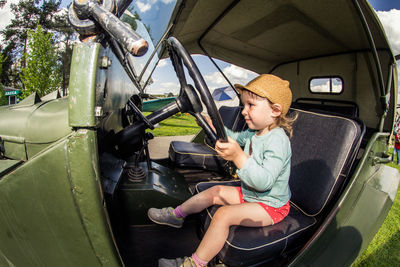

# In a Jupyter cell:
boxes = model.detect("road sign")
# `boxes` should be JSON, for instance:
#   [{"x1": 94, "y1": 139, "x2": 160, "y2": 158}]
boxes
[{"x1": 4, "y1": 90, "x2": 21, "y2": 96}]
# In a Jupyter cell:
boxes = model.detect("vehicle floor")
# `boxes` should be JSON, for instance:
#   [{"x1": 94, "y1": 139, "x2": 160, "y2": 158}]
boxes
[
  {"x1": 116, "y1": 217, "x2": 201, "y2": 266},
  {"x1": 112, "y1": 161, "x2": 233, "y2": 266}
]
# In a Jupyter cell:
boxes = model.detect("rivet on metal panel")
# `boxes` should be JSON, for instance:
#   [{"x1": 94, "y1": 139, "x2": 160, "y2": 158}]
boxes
[
  {"x1": 100, "y1": 56, "x2": 111, "y2": 68},
  {"x1": 95, "y1": 106, "x2": 103, "y2": 117}
]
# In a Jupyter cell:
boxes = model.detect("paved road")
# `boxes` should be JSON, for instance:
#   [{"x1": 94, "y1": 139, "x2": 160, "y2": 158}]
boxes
[{"x1": 148, "y1": 135, "x2": 195, "y2": 159}]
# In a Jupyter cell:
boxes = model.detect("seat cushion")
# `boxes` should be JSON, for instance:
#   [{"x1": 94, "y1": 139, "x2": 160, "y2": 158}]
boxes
[
  {"x1": 169, "y1": 106, "x2": 247, "y2": 171},
  {"x1": 169, "y1": 141, "x2": 227, "y2": 171},
  {"x1": 195, "y1": 181, "x2": 316, "y2": 267}
]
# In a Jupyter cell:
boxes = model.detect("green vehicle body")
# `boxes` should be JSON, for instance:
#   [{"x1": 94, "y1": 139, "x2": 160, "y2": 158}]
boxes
[
  {"x1": 142, "y1": 97, "x2": 177, "y2": 112},
  {"x1": 0, "y1": 0, "x2": 399, "y2": 266}
]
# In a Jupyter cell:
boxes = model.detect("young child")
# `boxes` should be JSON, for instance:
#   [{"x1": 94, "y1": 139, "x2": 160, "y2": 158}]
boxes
[{"x1": 148, "y1": 74, "x2": 296, "y2": 267}]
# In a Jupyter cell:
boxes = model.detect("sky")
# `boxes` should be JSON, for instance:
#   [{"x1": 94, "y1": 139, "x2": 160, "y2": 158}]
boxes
[{"x1": 0, "y1": 0, "x2": 399, "y2": 95}]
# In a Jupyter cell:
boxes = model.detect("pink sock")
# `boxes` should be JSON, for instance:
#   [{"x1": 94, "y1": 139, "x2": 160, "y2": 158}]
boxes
[
  {"x1": 173, "y1": 205, "x2": 187, "y2": 218},
  {"x1": 191, "y1": 253, "x2": 208, "y2": 267}
]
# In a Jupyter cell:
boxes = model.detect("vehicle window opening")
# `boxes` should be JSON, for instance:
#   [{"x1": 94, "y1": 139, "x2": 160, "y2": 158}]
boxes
[
  {"x1": 196, "y1": 0, "x2": 241, "y2": 95},
  {"x1": 309, "y1": 77, "x2": 343, "y2": 94}
]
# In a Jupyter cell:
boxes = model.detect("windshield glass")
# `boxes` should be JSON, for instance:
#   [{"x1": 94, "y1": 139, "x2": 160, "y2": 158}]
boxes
[{"x1": 123, "y1": 0, "x2": 178, "y2": 87}]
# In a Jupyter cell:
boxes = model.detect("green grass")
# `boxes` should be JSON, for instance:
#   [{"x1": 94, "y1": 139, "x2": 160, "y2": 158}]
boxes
[
  {"x1": 150, "y1": 115, "x2": 400, "y2": 265},
  {"x1": 144, "y1": 112, "x2": 201, "y2": 136},
  {"x1": 352, "y1": 157, "x2": 400, "y2": 267}
]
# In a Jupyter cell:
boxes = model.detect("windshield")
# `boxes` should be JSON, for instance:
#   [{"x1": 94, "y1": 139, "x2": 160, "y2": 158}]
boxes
[{"x1": 123, "y1": 0, "x2": 178, "y2": 88}]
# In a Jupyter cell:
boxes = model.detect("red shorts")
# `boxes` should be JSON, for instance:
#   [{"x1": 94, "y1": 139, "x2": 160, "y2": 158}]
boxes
[{"x1": 236, "y1": 186, "x2": 290, "y2": 224}]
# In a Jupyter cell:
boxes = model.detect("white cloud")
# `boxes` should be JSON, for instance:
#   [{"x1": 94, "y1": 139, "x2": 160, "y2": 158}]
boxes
[
  {"x1": 147, "y1": 81, "x2": 179, "y2": 95},
  {"x1": 136, "y1": 1, "x2": 151, "y2": 13},
  {"x1": 374, "y1": 9, "x2": 400, "y2": 96},
  {"x1": 160, "y1": 82, "x2": 177, "y2": 88},
  {"x1": 203, "y1": 72, "x2": 226, "y2": 87},
  {"x1": 376, "y1": 9, "x2": 400, "y2": 55},
  {"x1": 157, "y1": 59, "x2": 168, "y2": 67},
  {"x1": 204, "y1": 64, "x2": 258, "y2": 89},
  {"x1": 0, "y1": 0, "x2": 19, "y2": 33}
]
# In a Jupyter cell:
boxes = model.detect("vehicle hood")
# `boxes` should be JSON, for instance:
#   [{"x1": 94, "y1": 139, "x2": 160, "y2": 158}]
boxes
[{"x1": 0, "y1": 94, "x2": 72, "y2": 160}]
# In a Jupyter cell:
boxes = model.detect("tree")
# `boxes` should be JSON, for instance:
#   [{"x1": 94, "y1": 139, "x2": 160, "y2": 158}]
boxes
[
  {"x1": 52, "y1": 7, "x2": 75, "y2": 95},
  {"x1": 20, "y1": 24, "x2": 61, "y2": 99},
  {"x1": 0, "y1": 53, "x2": 8, "y2": 106},
  {"x1": 0, "y1": 53, "x2": 4, "y2": 80},
  {"x1": 0, "y1": 88, "x2": 7, "y2": 106},
  {"x1": 0, "y1": 0, "x2": 64, "y2": 87}
]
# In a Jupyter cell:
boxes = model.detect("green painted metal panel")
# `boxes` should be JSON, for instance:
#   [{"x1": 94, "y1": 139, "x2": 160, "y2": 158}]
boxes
[
  {"x1": 0, "y1": 96, "x2": 72, "y2": 160},
  {"x1": 0, "y1": 159, "x2": 22, "y2": 176},
  {"x1": 2, "y1": 138, "x2": 26, "y2": 161},
  {"x1": 0, "y1": 100, "x2": 38, "y2": 160},
  {"x1": 0, "y1": 101, "x2": 40, "y2": 140},
  {"x1": 0, "y1": 137, "x2": 100, "y2": 266},
  {"x1": 116, "y1": 161, "x2": 191, "y2": 225},
  {"x1": 25, "y1": 98, "x2": 70, "y2": 143},
  {"x1": 14, "y1": 92, "x2": 41, "y2": 106},
  {"x1": 0, "y1": 130, "x2": 121, "y2": 266},
  {"x1": 66, "y1": 129, "x2": 122, "y2": 266},
  {"x1": 68, "y1": 43, "x2": 100, "y2": 127}
]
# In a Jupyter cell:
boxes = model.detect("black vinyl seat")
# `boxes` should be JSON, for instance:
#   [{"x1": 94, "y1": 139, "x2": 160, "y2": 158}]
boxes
[
  {"x1": 291, "y1": 98, "x2": 359, "y2": 117},
  {"x1": 169, "y1": 141, "x2": 225, "y2": 171},
  {"x1": 169, "y1": 106, "x2": 246, "y2": 171},
  {"x1": 195, "y1": 180, "x2": 317, "y2": 266},
  {"x1": 195, "y1": 109, "x2": 365, "y2": 266}
]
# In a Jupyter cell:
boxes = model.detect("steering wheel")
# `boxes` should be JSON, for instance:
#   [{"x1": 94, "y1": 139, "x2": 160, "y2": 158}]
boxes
[
  {"x1": 116, "y1": 37, "x2": 227, "y2": 149},
  {"x1": 167, "y1": 37, "x2": 227, "y2": 145}
]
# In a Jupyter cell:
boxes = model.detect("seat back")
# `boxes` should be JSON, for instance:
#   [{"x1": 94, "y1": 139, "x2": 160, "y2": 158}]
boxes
[
  {"x1": 291, "y1": 98, "x2": 359, "y2": 117},
  {"x1": 288, "y1": 109, "x2": 364, "y2": 216},
  {"x1": 218, "y1": 106, "x2": 247, "y2": 132},
  {"x1": 204, "y1": 106, "x2": 247, "y2": 147}
]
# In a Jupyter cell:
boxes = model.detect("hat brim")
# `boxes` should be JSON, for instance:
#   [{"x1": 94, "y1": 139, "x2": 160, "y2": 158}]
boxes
[{"x1": 234, "y1": 83, "x2": 245, "y2": 94}]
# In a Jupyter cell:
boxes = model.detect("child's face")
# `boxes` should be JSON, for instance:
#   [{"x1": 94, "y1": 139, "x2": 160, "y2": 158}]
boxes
[{"x1": 241, "y1": 90, "x2": 282, "y2": 135}]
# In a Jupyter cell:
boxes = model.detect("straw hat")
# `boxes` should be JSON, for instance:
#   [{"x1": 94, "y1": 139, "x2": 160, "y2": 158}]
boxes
[{"x1": 235, "y1": 74, "x2": 292, "y2": 115}]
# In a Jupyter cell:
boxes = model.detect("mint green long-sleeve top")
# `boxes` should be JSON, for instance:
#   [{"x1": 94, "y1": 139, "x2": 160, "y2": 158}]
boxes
[{"x1": 226, "y1": 127, "x2": 291, "y2": 208}]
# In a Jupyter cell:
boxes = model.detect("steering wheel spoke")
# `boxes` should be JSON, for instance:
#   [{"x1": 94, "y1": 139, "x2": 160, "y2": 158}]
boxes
[
  {"x1": 167, "y1": 37, "x2": 227, "y2": 145},
  {"x1": 116, "y1": 37, "x2": 227, "y2": 153}
]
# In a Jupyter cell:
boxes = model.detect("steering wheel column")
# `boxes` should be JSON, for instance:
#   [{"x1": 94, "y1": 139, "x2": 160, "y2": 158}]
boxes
[{"x1": 116, "y1": 37, "x2": 227, "y2": 154}]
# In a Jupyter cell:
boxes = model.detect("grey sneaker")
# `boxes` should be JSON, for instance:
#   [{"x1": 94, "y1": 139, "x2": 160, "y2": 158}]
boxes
[
  {"x1": 159, "y1": 256, "x2": 197, "y2": 267},
  {"x1": 148, "y1": 207, "x2": 184, "y2": 228}
]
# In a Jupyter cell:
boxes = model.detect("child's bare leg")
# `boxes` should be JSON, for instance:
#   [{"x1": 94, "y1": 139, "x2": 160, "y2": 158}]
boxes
[
  {"x1": 180, "y1": 185, "x2": 241, "y2": 215},
  {"x1": 195, "y1": 203, "x2": 274, "y2": 262}
]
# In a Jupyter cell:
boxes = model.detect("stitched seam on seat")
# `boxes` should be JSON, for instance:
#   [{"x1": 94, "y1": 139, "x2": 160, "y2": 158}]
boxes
[
  {"x1": 224, "y1": 216, "x2": 317, "y2": 251},
  {"x1": 290, "y1": 109, "x2": 359, "y2": 217},
  {"x1": 225, "y1": 217, "x2": 317, "y2": 251},
  {"x1": 196, "y1": 182, "x2": 317, "y2": 252},
  {"x1": 195, "y1": 180, "x2": 240, "y2": 194},
  {"x1": 205, "y1": 142, "x2": 217, "y2": 151},
  {"x1": 171, "y1": 144, "x2": 222, "y2": 157}
]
